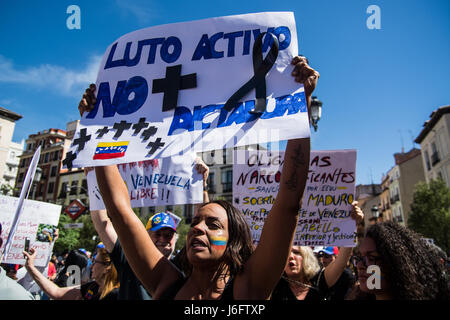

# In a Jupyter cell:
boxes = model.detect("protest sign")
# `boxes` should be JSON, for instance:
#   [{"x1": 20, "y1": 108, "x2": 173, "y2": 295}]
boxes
[
  {"x1": 1, "y1": 146, "x2": 40, "y2": 261},
  {"x1": 0, "y1": 195, "x2": 61, "y2": 267},
  {"x1": 87, "y1": 153, "x2": 203, "y2": 210},
  {"x1": 233, "y1": 149, "x2": 357, "y2": 247},
  {"x1": 65, "y1": 12, "x2": 310, "y2": 169}
]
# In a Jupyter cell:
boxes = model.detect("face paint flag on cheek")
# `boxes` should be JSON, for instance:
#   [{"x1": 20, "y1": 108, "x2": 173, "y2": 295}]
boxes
[{"x1": 210, "y1": 236, "x2": 227, "y2": 250}]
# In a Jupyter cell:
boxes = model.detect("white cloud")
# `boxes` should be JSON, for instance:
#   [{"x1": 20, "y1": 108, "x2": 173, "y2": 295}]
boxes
[
  {"x1": 0, "y1": 55, "x2": 102, "y2": 97},
  {"x1": 115, "y1": 0, "x2": 154, "y2": 26}
]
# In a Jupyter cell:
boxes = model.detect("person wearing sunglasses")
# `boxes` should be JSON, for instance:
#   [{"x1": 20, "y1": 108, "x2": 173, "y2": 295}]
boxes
[
  {"x1": 349, "y1": 221, "x2": 449, "y2": 300},
  {"x1": 317, "y1": 246, "x2": 355, "y2": 300},
  {"x1": 22, "y1": 246, "x2": 119, "y2": 300}
]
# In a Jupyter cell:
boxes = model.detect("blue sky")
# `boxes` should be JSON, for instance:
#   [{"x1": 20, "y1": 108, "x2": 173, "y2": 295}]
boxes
[{"x1": 0, "y1": 0, "x2": 449, "y2": 185}]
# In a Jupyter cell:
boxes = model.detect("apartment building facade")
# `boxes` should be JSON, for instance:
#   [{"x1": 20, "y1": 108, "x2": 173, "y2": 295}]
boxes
[
  {"x1": 0, "y1": 107, "x2": 23, "y2": 192},
  {"x1": 415, "y1": 105, "x2": 450, "y2": 187},
  {"x1": 14, "y1": 124, "x2": 74, "y2": 203}
]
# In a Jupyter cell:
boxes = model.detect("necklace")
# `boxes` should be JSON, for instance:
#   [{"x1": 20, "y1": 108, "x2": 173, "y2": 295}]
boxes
[{"x1": 281, "y1": 275, "x2": 315, "y2": 290}]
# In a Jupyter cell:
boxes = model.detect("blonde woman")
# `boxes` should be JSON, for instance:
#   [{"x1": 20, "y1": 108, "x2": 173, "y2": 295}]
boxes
[
  {"x1": 23, "y1": 247, "x2": 119, "y2": 300},
  {"x1": 271, "y1": 203, "x2": 364, "y2": 300}
]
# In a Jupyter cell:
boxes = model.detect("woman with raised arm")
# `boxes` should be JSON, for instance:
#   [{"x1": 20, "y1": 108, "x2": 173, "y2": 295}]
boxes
[
  {"x1": 271, "y1": 202, "x2": 364, "y2": 300},
  {"x1": 82, "y1": 56, "x2": 319, "y2": 300},
  {"x1": 23, "y1": 247, "x2": 119, "y2": 300}
]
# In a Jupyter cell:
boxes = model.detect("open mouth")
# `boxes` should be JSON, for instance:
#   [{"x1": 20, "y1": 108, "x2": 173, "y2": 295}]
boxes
[{"x1": 190, "y1": 238, "x2": 208, "y2": 249}]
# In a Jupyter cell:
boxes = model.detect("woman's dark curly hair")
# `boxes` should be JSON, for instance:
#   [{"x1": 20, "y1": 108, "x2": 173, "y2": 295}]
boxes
[
  {"x1": 365, "y1": 221, "x2": 449, "y2": 300},
  {"x1": 178, "y1": 200, "x2": 254, "y2": 282}
]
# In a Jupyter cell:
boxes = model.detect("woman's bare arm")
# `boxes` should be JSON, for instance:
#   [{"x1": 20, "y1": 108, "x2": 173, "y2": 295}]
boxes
[
  {"x1": 23, "y1": 249, "x2": 82, "y2": 300},
  {"x1": 324, "y1": 202, "x2": 364, "y2": 287},
  {"x1": 235, "y1": 56, "x2": 319, "y2": 300},
  {"x1": 94, "y1": 165, "x2": 182, "y2": 297}
]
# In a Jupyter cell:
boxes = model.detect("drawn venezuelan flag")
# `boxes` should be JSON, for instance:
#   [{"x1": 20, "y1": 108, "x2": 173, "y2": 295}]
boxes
[
  {"x1": 93, "y1": 141, "x2": 129, "y2": 160},
  {"x1": 210, "y1": 236, "x2": 227, "y2": 250}
]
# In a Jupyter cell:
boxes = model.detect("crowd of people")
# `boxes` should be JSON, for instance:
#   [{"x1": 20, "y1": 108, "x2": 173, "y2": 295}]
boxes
[{"x1": 0, "y1": 55, "x2": 449, "y2": 301}]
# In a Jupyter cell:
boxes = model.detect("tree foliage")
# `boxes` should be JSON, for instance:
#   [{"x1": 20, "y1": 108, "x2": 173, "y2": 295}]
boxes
[
  {"x1": 54, "y1": 211, "x2": 97, "y2": 255},
  {"x1": 409, "y1": 179, "x2": 450, "y2": 252}
]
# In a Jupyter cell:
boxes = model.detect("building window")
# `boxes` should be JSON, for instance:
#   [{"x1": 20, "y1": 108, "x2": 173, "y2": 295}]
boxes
[
  {"x1": 222, "y1": 148, "x2": 227, "y2": 164},
  {"x1": 48, "y1": 182, "x2": 54, "y2": 194},
  {"x1": 431, "y1": 142, "x2": 440, "y2": 166},
  {"x1": 221, "y1": 169, "x2": 232, "y2": 193},
  {"x1": 59, "y1": 182, "x2": 68, "y2": 198},
  {"x1": 81, "y1": 179, "x2": 88, "y2": 194},
  {"x1": 50, "y1": 166, "x2": 57, "y2": 177},
  {"x1": 207, "y1": 172, "x2": 216, "y2": 193},
  {"x1": 70, "y1": 181, "x2": 78, "y2": 195},
  {"x1": 18, "y1": 172, "x2": 24, "y2": 183}
]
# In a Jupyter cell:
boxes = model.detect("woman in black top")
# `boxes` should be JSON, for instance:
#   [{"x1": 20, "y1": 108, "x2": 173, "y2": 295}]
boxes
[
  {"x1": 271, "y1": 203, "x2": 364, "y2": 300},
  {"x1": 85, "y1": 56, "x2": 320, "y2": 300}
]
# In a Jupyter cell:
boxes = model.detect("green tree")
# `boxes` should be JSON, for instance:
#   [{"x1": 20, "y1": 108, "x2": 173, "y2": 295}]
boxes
[
  {"x1": 54, "y1": 213, "x2": 80, "y2": 254},
  {"x1": 409, "y1": 179, "x2": 450, "y2": 252},
  {"x1": 54, "y1": 211, "x2": 99, "y2": 254},
  {"x1": 77, "y1": 213, "x2": 98, "y2": 252}
]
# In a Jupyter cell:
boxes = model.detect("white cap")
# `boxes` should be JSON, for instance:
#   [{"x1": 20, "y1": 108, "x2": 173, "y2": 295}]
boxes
[{"x1": 313, "y1": 246, "x2": 325, "y2": 253}]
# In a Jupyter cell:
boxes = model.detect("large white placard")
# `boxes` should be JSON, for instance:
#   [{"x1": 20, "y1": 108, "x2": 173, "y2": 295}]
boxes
[
  {"x1": 87, "y1": 153, "x2": 203, "y2": 210},
  {"x1": 1, "y1": 146, "x2": 40, "y2": 261},
  {"x1": 0, "y1": 196, "x2": 61, "y2": 267},
  {"x1": 233, "y1": 150, "x2": 357, "y2": 247},
  {"x1": 66, "y1": 12, "x2": 309, "y2": 168}
]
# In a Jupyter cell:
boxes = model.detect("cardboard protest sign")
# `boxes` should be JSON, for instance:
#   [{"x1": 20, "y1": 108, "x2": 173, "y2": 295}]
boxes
[
  {"x1": 0, "y1": 195, "x2": 61, "y2": 267},
  {"x1": 65, "y1": 12, "x2": 310, "y2": 169},
  {"x1": 233, "y1": 149, "x2": 357, "y2": 247},
  {"x1": 87, "y1": 153, "x2": 203, "y2": 210},
  {"x1": 1, "y1": 146, "x2": 40, "y2": 261}
]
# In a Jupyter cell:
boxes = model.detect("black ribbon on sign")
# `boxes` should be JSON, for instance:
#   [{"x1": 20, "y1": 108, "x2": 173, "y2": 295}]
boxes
[{"x1": 223, "y1": 32, "x2": 279, "y2": 114}]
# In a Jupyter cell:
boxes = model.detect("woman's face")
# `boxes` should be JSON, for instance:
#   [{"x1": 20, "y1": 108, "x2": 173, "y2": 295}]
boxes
[
  {"x1": 284, "y1": 246, "x2": 304, "y2": 278},
  {"x1": 186, "y1": 203, "x2": 229, "y2": 266},
  {"x1": 91, "y1": 256, "x2": 110, "y2": 282},
  {"x1": 357, "y1": 237, "x2": 389, "y2": 294}
]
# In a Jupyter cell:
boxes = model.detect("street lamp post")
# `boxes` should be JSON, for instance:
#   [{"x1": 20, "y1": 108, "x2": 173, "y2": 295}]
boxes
[
  {"x1": 370, "y1": 205, "x2": 379, "y2": 225},
  {"x1": 310, "y1": 96, "x2": 323, "y2": 132}
]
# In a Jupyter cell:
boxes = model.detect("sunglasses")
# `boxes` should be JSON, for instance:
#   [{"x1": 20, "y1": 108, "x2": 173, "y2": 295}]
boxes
[
  {"x1": 351, "y1": 254, "x2": 383, "y2": 268},
  {"x1": 93, "y1": 260, "x2": 110, "y2": 266}
]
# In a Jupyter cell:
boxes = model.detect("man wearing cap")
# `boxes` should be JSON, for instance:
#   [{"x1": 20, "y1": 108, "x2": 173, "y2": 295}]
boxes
[
  {"x1": 318, "y1": 246, "x2": 355, "y2": 300},
  {"x1": 145, "y1": 212, "x2": 178, "y2": 259},
  {"x1": 90, "y1": 209, "x2": 178, "y2": 300}
]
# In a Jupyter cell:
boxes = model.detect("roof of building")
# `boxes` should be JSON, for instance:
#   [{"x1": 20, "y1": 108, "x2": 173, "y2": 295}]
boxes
[
  {"x1": 394, "y1": 148, "x2": 421, "y2": 165},
  {"x1": 415, "y1": 105, "x2": 450, "y2": 144},
  {"x1": 0, "y1": 106, "x2": 23, "y2": 121}
]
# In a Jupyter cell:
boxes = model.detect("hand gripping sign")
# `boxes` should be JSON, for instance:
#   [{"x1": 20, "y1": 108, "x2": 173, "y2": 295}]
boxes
[{"x1": 64, "y1": 12, "x2": 310, "y2": 169}]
